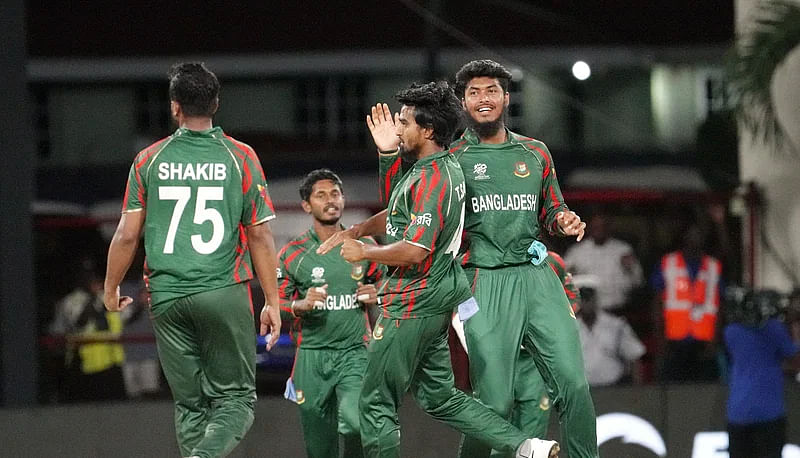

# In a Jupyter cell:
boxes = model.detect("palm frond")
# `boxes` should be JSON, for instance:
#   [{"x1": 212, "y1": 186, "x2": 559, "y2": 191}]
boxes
[{"x1": 727, "y1": 0, "x2": 800, "y2": 153}]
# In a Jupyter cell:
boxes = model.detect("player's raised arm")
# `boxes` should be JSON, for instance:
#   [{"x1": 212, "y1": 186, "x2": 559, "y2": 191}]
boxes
[{"x1": 367, "y1": 103, "x2": 400, "y2": 153}]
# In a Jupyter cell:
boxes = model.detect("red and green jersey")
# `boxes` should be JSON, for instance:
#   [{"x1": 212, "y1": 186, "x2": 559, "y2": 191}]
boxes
[
  {"x1": 547, "y1": 251, "x2": 580, "y2": 312},
  {"x1": 450, "y1": 128, "x2": 569, "y2": 269},
  {"x1": 380, "y1": 130, "x2": 569, "y2": 269},
  {"x1": 122, "y1": 127, "x2": 276, "y2": 308},
  {"x1": 277, "y1": 227, "x2": 383, "y2": 350},
  {"x1": 380, "y1": 149, "x2": 472, "y2": 319}
]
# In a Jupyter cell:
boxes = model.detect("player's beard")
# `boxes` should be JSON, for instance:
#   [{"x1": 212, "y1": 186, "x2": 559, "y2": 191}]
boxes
[
  {"x1": 467, "y1": 103, "x2": 506, "y2": 139},
  {"x1": 399, "y1": 144, "x2": 419, "y2": 163},
  {"x1": 314, "y1": 205, "x2": 341, "y2": 226}
]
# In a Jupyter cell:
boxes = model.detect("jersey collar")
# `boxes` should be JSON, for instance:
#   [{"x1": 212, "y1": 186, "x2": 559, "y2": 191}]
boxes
[{"x1": 460, "y1": 127, "x2": 515, "y2": 145}]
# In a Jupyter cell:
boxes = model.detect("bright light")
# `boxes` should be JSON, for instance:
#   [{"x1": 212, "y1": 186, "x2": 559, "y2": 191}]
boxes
[{"x1": 572, "y1": 61, "x2": 591, "y2": 80}]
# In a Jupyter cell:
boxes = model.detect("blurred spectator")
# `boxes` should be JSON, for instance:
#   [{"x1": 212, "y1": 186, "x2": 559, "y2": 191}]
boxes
[
  {"x1": 651, "y1": 224, "x2": 722, "y2": 382},
  {"x1": 564, "y1": 213, "x2": 643, "y2": 312},
  {"x1": 120, "y1": 283, "x2": 162, "y2": 399},
  {"x1": 575, "y1": 275, "x2": 646, "y2": 386},
  {"x1": 48, "y1": 258, "x2": 127, "y2": 401},
  {"x1": 724, "y1": 289, "x2": 800, "y2": 458}
]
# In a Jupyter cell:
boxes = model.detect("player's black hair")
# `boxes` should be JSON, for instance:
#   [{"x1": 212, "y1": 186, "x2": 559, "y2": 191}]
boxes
[
  {"x1": 395, "y1": 81, "x2": 463, "y2": 149},
  {"x1": 168, "y1": 62, "x2": 220, "y2": 117},
  {"x1": 454, "y1": 59, "x2": 513, "y2": 96},
  {"x1": 299, "y1": 168, "x2": 344, "y2": 202}
]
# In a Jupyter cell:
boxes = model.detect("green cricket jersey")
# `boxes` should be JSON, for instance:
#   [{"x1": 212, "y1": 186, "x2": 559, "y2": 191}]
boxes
[
  {"x1": 380, "y1": 149, "x2": 471, "y2": 319},
  {"x1": 122, "y1": 127, "x2": 275, "y2": 308},
  {"x1": 278, "y1": 228, "x2": 383, "y2": 349},
  {"x1": 379, "y1": 128, "x2": 569, "y2": 269}
]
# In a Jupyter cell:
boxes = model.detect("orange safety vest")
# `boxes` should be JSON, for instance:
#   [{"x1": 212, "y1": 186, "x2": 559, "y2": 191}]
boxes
[{"x1": 661, "y1": 252, "x2": 721, "y2": 342}]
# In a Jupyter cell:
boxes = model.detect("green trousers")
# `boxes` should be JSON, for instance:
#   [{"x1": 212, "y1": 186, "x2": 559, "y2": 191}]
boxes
[
  {"x1": 291, "y1": 345, "x2": 366, "y2": 458},
  {"x1": 490, "y1": 351, "x2": 552, "y2": 458},
  {"x1": 152, "y1": 283, "x2": 256, "y2": 458},
  {"x1": 459, "y1": 263, "x2": 598, "y2": 458},
  {"x1": 360, "y1": 312, "x2": 529, "y2": 458}
]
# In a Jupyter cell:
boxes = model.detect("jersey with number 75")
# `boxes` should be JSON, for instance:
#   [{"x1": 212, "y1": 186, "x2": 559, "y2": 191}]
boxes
[{"x1": 122, "y1": 127, "x2": 276, "y2": 308}]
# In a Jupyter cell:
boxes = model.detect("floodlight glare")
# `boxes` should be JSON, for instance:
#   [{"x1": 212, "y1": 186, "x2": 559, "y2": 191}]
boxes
[{"x1": 572, "y1": 61, "x2": 591, "y2": 80}]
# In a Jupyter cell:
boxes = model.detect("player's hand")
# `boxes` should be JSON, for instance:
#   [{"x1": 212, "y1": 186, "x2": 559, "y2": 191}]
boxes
[
  {"x1": 341, "y1": 239, "x2": 366, "y2": 263},
  {"x1": 367, "y1": 103, "x2": 400, "y2": 153},
  {"x1": 299, "y1": 285, "x2": 328, "y2": 313},
  {"x1": 259, "y1": 304, "x2": 281, "y2": 350},
  {"x1": 356, "y1": 282, "x2": 378, "y2": 305},
  {"x1": 317, "y1": 227, "x2": 358, "y2": 255},
  {"x1": 556, "y1": 210, "x2": 586, "y2": 242},
  {"x1": 103, "y1": 286, "x2": 133, "y2": 312}
]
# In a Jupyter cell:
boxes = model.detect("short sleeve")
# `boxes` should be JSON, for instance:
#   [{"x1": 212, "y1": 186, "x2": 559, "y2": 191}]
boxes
[
  {"x1": 277, "y1": 246, "x2": 301, "y2": 319},
  {"x1": 402, "y1": 164, "x2": 449, "y2": 251},
  {"x1": 121, "y1": 161, "x2": 146, "y2": 213},
  {"x1": 241, "y1": 149, "x2": 276, "y2": 226}
]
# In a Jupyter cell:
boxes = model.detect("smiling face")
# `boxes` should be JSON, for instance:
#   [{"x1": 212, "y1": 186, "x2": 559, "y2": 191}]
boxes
[
  {"x1": 462, "y1": 76, "x2": 509, "y2": 136},
  {"x1": 302, "y1": 179, "x2": 344, "y2": 225}
]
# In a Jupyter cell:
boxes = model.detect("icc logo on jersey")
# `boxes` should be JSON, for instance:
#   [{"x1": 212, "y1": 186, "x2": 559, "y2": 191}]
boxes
[
  {"x1": 311, "y1": 267, "x2": 325, "y2": 283},
  {"x1": 473, "y1": 163, "x2": 490, "y2": 180}
]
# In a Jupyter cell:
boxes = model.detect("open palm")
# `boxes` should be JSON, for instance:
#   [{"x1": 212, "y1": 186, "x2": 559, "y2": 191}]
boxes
[{"x1": 366, "y1": 103, "x2": 400, "y2": 152}]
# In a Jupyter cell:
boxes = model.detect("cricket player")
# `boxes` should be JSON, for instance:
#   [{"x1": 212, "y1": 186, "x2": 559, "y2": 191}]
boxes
[
  {"x1": 374, "y1": 59, "x2": 598, "y2": 458},
  {"x1": 278, "y1": 168, "x2": 382, "y2": 457},
  {"x1": 103, "y1": 62, "x2": 281, "y2": 458},
  {"x1": 319, "y1": 81, "x2": 559, "y2": 458}
]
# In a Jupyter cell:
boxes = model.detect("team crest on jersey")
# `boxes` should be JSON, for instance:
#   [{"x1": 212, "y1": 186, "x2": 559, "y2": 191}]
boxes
[
  {"x1": 539, "y1": 395, "x2": 551, "y2": 411},
  {"x1": 373, "y1": 324, "x2": 384, "y2": 340},
  {"x1": 296, "y1": 390, "x2": 305, "y2": 405},
  {"x1": 351, "y1": 263, "x2": 365, "y2": 280},
  {"x1": 473, "y1": 163, "x2": 490, "y2": 180},
  {"x1": 257, "y1": 183, "x2": 268, "y2": 200},
  {"x1": 514, "y1": 161, "x2": 530, "y2": 178},
  {"x1": 311, "y1": 267, "x2": 325, "y2": 283}
]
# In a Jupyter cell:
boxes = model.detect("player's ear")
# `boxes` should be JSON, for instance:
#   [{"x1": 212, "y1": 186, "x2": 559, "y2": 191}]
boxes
[
  {"x1": 461, "y1": 99, "x2": 467, "y2": 110},
  {"x1": 424, "y1": 127, "x2": 435, "y2": 142},
  {"x1": 301, "y1": 200, "x2": 312, "y2": 214},
  {"x1": 503, "y1": 92, "x2": 510, "y2": 107},
  {"x1": 170, "y1": 101, "x2": 181, "y2": 119}
]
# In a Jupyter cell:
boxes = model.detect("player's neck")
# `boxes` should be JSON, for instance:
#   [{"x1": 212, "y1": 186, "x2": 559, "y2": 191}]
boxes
[
  {"x1": 416, "y1": 142, "x2": 444, "y2": 161},
  {"x1": 477, "y1": 124, "x2": 507, "y2": 144},
  {"x1": 313, "y1": 221, "x2": 341, "y2": 242},
  {"x1": 180, "y1": 117, "x2": 214, "y2": 131}
]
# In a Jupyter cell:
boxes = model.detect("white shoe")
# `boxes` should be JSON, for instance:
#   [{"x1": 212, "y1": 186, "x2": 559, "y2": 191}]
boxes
[{"x1": 515, "y1": 438, "x2": 560, "y2": 458}]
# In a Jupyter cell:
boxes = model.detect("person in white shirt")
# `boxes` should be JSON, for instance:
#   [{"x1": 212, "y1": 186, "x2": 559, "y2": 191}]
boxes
[
  {"x1": 565, "y1": 213, "x2": 643, "y2": 312},
  {"x1": 574, "y1": 275, "x2": 646, "y2": 386}
]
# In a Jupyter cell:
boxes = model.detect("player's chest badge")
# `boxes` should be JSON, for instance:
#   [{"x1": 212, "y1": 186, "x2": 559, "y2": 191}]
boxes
[
  {"x1": 539, "y1": 394, "x2": 551, "y2": 411},
  {"x1": 373, "y1": 324, "x2": 384, "y2": 340},
  {"x1": 514, "y1": 161, "x2": 530, "y2": 178},
  {"x1": 351, "y1": 263, "x2": 365, "y2": 281},
  {"x1": 311, "y1": 267, "x2": 325, "y2": 284},
  {"x1": 296, "y1": 390, "x2": 305, "y2": 404}
]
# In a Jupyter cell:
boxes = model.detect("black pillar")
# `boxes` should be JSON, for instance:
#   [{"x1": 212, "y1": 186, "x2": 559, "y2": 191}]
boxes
[
  {"x1": 424, "y1": 0, "x2": 442, "y2": 81},
  {"x1": 0, "y1": 0, "x2": 37, "y2": 406}
]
